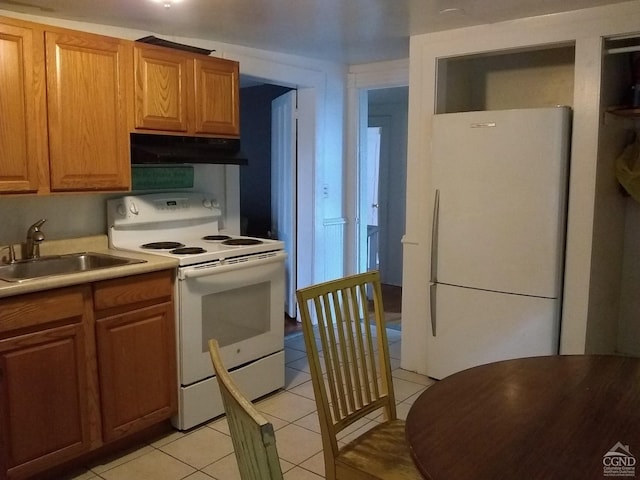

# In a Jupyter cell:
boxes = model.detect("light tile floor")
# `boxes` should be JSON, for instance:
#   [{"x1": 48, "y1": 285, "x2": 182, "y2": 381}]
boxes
[{"x1": 64, "y1": 327, "x2": 434, "y2": 480}]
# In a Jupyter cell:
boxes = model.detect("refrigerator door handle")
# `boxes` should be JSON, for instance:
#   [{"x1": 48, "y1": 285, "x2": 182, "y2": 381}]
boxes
[
  {"x1": 430, "y1": 189, "x2": 440, "y2": 336},
  {"x1": 430, "y1": 189, "x2": 440, "y2": 283},
  {"x1": 430, "y1": 283, "x2": 437, "y2": 336}
]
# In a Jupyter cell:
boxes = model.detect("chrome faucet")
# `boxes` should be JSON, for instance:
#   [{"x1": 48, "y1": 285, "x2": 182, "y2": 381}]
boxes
[{"x1": 25, "y1": 219, "x2": 46, "y2": 260}]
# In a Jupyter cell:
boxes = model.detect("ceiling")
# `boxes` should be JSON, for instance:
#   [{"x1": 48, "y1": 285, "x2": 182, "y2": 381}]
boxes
[{"x1": 0, "y1": 0, "x2": 634, "y2": 64}]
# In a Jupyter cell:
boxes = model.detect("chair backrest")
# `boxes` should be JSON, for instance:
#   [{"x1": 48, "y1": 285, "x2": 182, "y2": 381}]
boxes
[
  {"x1": 295, "y1": 271, "x2": 397, "y2": 465},
  {"x1": 208, "y1": 339, "x2": 283, "y2": 480}
]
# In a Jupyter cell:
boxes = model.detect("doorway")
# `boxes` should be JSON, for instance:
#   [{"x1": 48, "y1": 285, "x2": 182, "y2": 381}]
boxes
[
  {"x1": 356, "y1": 86, "x2": 408, "y2": 326},
  {"x1": 357, "y1": 87, "x2": 409, "y2": 286},
  {"x1": 238, "y1": 84, "x2": 292, "y2": 237},
  {"x1": 239, "y1": 82, "x2": 298, "y2": 319}
]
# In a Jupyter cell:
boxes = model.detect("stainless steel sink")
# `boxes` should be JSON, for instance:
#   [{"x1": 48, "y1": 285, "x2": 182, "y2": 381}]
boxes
[{"x1": 0, "y1": 252, "x2": 146, "y2": 282}]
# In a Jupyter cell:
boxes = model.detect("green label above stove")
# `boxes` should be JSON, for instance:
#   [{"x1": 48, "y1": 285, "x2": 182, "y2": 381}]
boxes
[{"x1": 132, "y1": 166, "x2": 194, "y2": 190}]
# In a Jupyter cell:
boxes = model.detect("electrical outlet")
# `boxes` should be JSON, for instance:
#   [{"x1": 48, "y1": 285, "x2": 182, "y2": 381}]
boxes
[{"x1": 322, "y1": 184, "x2": 329, "y2": 198}]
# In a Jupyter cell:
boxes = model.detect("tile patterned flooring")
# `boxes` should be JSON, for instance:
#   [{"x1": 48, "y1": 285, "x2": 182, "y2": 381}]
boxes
[{"x1": 64, "y1": 327, "x2": 434, "y2": 480}]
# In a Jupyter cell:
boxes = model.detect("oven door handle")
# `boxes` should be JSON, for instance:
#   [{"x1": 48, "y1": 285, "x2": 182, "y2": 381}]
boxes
[{"x1": 178, "y1": 252, "x2": 287, "y2": 280}]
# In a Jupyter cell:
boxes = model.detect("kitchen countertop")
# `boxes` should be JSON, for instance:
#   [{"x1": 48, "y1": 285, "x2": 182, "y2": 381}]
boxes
[{"x1": 0, "y1": 235, "x2": 178, "y2": 298}]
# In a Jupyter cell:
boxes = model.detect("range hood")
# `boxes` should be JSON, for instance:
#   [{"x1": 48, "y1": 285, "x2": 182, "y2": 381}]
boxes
[{"x1": 130, "y1": 133, "x2": 248, "y2": 165}]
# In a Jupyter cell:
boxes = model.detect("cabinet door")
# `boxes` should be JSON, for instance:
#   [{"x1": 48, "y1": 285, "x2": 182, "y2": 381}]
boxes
[
  {"x1": 193, "y1": 56, "x2": 240, "y2": 136},
  {"x1": 0, "y1": 287, "x2": 96, "y2": 480},
  {"x1": 45, "y1": 30, "x2": 131, "y2": 191},
  {"x1": 96, "y1": 303, "x2": 177, "y2": 442},
  {"x1": 134, "y1": 45, "x2": 189, "y2": 132},
  {"x1": 0, "y1": 21, "x2": 47, "y2": 194}
]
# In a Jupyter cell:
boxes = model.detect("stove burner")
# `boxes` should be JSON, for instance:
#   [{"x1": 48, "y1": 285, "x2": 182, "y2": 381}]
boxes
[
  {"x1": 202, "y1": 235, "x2": 232, "y2": 241},
  {"x1": 142, "y1": 241, "x2": 185, "y2": 250},
  {"x1": 222, "y1": 238, "x2": 264, "y2": 246},
  {"x1": 171, "y1": 247, "x2": 207, "y2": 255}
]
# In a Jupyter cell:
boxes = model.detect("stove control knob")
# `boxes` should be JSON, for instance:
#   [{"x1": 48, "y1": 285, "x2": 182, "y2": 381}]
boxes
[
  {"x1": 202, "y1": 198, "x2": 216, "y2": 209},
  {"x1": 116, "y1": 204, "x2": 127, "y2": 217},
  {"x1": 129, "y1": 202, "x2": 139, "y2": 215}
]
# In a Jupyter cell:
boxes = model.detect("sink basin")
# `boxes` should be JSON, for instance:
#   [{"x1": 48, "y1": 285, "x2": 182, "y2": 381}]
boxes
[{"x1": 0, "y1": 252, "x2": 146, "y2": 282}]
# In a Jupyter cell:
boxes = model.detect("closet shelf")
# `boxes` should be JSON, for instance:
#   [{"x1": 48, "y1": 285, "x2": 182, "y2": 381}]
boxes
[
  {"x1": 608, "y1": 107, "x2": 640, "y2": 117},
  {"x1": 604, "y1": 107, "x2": 640, "y2": 129}
]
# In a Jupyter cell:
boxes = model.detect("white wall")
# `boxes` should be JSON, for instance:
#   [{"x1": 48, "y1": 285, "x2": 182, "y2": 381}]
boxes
[
  {"x1": 0, "y1": 163, "x2": 231, "y2": 245},
  {"x1": 0, "y1": 10, "x2": 346, "y2": 287},
  {"x1": 402, "y1": 1, "x2": 640, "y2": 374},
  {"x1": 439, "y1": 47, "x2": 575, "y2": 113},
  {"x1": 0, "y1": 194, "x2": 113, "y2": 246}
]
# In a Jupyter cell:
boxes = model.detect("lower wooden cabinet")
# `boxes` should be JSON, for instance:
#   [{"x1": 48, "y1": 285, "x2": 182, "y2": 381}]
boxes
[
  {"x1": 0, "y1": 270, "x2": 176, "y2": 480},
  {"x1": 93, "y1": 270, "x2": 177, "y2": 442},
  {"x1": 0, "y1": 286, "x2": 98, "y2": 480},
  {"x1": 95, "y1": 302, "x2": 177, "y2": 442}
]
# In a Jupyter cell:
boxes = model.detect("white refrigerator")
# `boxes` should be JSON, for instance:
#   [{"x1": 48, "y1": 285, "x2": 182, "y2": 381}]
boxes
[{"x1": 427, "y1": 107, "x2": 571, "y2": 379}]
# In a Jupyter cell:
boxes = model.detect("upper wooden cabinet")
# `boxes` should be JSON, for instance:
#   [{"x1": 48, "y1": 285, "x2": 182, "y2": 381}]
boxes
[
  {"x1": 134, "y1": 44, "x2": 240, "y2": 137},
  {"x1": 0, "y1": 20, "x2": 48, "y2": 194},
  {"x1": 45, "y1": 30, "x2": 132, "y2": 191},
  {"x1": 193, "y1": 55, "x2": 240, "y2": 135},
  {"x1": 0, "y1": 15, "x2": 242, "y2": 196},
  {"x1": 133, "y1": 45, "x2": 189, "y2": 132}
]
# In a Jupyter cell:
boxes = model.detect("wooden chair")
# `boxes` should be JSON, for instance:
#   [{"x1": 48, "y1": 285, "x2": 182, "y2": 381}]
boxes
[
  {"x1": 208, "y1": 339, "x2": 283, "y2": 480},
  {"x1": 296, "y1": 271, "x2": 421, "y2": 480}
]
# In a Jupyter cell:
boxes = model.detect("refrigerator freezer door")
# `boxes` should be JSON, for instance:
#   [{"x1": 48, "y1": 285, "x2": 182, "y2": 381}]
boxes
[
  {"x1": 426, "y1": 284, "x2": 560, "y2": 379},
  {"x1": 431, "y1": 107, "x2": 570, "y2": 298}
]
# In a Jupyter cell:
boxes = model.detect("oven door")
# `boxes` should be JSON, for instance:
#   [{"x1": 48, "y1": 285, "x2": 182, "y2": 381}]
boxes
[{"x1": 177, "y1": 251, "x2": 286, "y2": 386}]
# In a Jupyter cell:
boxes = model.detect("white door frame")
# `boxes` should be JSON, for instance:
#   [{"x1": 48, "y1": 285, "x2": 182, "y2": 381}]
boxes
[
  {"x1": 345, "y1": 60, "x2": 410, "y2": 276},
  {"x1": 230, "y1": 56, "x2": 325, "y2": 297}
]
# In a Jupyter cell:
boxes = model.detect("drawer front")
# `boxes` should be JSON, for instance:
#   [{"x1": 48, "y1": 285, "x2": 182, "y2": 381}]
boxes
[
  {"x1": 93, "y1": 270, "x2": 173, "y2": 311},
  {"x1": 0, "y1": 286, "x2": 88, "y2": 335}
]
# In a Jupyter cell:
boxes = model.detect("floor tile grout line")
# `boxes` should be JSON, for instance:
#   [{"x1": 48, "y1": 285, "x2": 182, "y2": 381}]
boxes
[
  {"x1": 145, "y1": 445, "x2": 203, "y2": 476},
  {"x1": 285, "y1": 365, "x2": 310, "y2": 373}
]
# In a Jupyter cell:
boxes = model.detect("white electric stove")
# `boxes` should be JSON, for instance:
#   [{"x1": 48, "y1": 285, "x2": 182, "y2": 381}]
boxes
[{"x1": 107, "y1": 192, "x2": 287, "y2": 430}]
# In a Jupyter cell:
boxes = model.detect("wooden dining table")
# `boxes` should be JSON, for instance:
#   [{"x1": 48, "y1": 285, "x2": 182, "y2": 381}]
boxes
[{"x1": 406, "y1": 355, "x2": 640, "y2": 480}]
